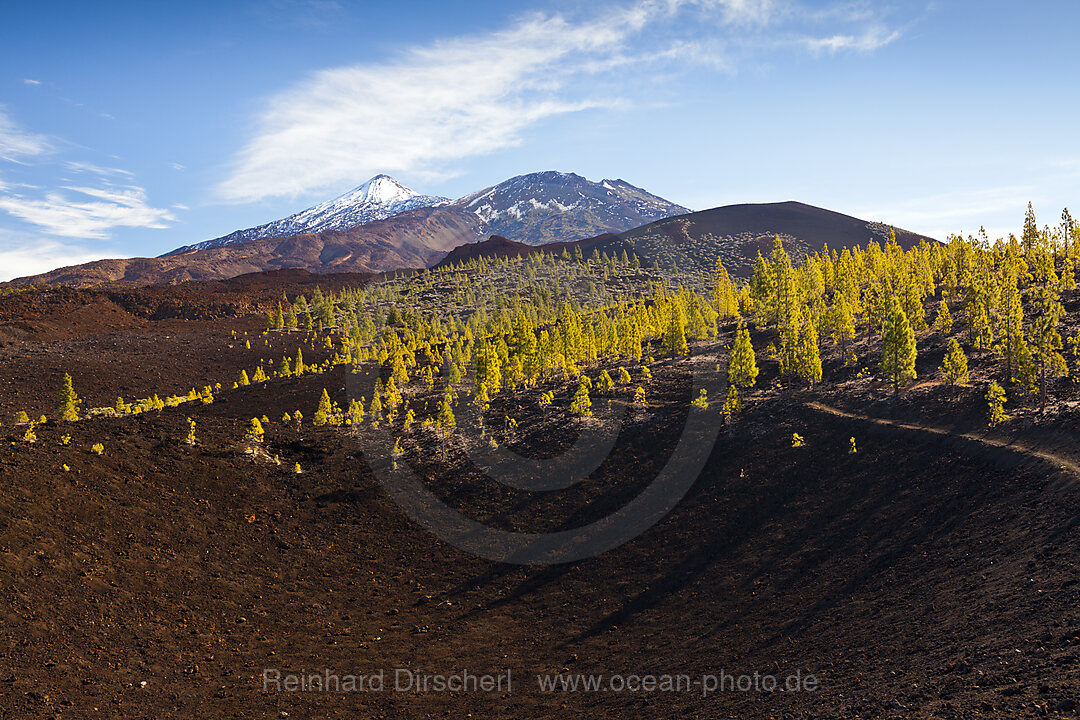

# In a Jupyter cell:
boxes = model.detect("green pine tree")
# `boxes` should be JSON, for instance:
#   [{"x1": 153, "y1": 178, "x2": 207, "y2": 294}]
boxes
[
  {"x1": 313, "y1": 388, "x2": 332, "y2": 426},
  {"x1": 880, "y1": 296, "x2": 917, "y2": 393},
  {"x1": 57, "y1": 372, "x2": 80, "y2": 422},
  {"x1": 662, "y1": 303, "x2": 689, "y2": 357},
  {"x1": 570, "y1": 382, "x2": 593, "y2": 416},
  {"x1": 940, "y1": 338, "x2": 969, "y2": 385},
  {"x1": 986, "y1": 381, "x2": 1008, "y2": 427},
  {"x1": 728, "y1": 324, "x2": 758, "y2": 388}
]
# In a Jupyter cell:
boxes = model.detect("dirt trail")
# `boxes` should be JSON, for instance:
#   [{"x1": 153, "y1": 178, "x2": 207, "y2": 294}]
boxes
[{"x1": 805, "y1": 400, "x2": 1080, "y2": 478}]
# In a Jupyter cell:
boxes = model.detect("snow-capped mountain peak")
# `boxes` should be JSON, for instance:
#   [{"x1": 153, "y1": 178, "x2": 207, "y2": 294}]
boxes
[
  {"x1": 164, "y1": 175, "x2": 449, "y2": 255},
  {"x1": 162, "y1": 170, "x2": 688, "y2": 257},
  {"x1": 348, "y1": 174, "x2": 417, "y2": 206},
  {"x1": 450, "y1": 171, "x2": 689, "y2": 245}
]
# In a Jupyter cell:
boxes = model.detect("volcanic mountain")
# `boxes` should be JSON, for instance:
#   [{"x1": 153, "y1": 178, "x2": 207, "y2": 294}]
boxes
[
  {"x1": 6, "y1": 172, "x2": 689, "y2": 288},
  {"x1": 453, "y1": 171, "x2": 689, "y2": 245},
  {"x1": 165, "y1": 175, "x2": 450, "y2": 256},
  {"x1": 614, "y1": 201, "x2": 936, "y2": 276}
]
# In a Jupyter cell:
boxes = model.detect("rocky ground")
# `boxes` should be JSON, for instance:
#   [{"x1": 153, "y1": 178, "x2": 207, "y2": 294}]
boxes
[{"x1": 1, "y1": 277, "x2": 1079, "y2": 719}]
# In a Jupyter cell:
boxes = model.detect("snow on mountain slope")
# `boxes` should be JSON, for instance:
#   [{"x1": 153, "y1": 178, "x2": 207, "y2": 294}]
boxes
[
  {"x1": 164, "y1": 175, "x2": 449, "y2": 256},
  {"x1": 452, "y1": 171, "x2": 690, "y2": 245}
]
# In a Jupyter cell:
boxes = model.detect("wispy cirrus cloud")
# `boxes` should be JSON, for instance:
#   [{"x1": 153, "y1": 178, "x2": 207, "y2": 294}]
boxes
[
  {"x1": 0, "y1": 185, "x2": 175, "y2": 239},
  {"x1": 218, "y1": 0, "x2": 904, "y2": 204},
  {"x1": 64, "y1": 160, "x2": 135, "y2": 177},
  {"x1": 801, "y1": 25, "x2": 901, "y2": 53},
  {"x1": 0, "y1": 108, "x2": 175, "y2": 241},
  {"x1": 0, "y1": 108, "x2": 52, "y2": 163}
]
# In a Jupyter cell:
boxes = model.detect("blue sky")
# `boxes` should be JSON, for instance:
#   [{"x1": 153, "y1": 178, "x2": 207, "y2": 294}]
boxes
[{"x1": 1, "y1": 0, "x2": 1078, "y2": 280}]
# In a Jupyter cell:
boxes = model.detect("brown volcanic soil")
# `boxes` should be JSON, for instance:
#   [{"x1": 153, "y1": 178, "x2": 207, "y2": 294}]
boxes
[{"x1": 1, "y1": 287, "x2": 1080, "y2": 718}]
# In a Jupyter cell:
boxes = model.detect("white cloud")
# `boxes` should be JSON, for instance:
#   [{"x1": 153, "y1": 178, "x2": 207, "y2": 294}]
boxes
[
  {"x1": 0, "y1": 185, "x2": 175, "y2": 239},
  {"x1": 716, "y1": 0, "x2": 780, "y2": 25},
  {"x1": 0, "y1": 232, "x2": 114, "y2": 282},
  {"x1": 0, "y1": 108, "x2": 51, "y2": 162},
  {"x1": 217, "y1": 9, "x2": 638, "y2": 203},
  {"x1": 23, "y1": 79, "x2": 40, "y2": 86},
  {"x1": 218, "y1": 0, "x2": 902, "y2": 204},
  {"x1": 802, "y1": 26, "x2": 901, "y2": 53},
  {"x1": 65, "y1": 160, "x2": 135, "y2": 177},
  {"x1": 170, "y1": 162, "x2": 185, "y2": 171}
]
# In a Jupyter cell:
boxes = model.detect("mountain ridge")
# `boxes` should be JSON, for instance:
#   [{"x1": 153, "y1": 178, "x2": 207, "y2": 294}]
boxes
[
  {"x1": 452, "y1": 170, "x2": 689, "y2": 245},
  {"x1": 164, "y1": 175, "x2": 450, "y2": 256}
]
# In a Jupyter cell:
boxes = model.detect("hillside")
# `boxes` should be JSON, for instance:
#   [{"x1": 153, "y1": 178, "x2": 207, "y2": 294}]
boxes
[{"x1": 616, "y1": 201, "x2": 936, "y2": 276}]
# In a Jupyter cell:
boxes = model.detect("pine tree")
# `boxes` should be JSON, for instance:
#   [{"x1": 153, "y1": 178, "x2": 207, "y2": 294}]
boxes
[
  {"x1": 712, "y1": 259, "x2": 740, "y2": 319},
  {"x1": 617, "y1": 366, "x2": 632, "y2": 385},
  {"x1": 1029, "y1": 284, "x2": 1068, "y2": 406},
  {"x1": 596, "y1": 369, "x2": 614, "y2": 393},
  {"x1": 369, "y1": 385, "x2": 383, "y2": 424},
  {"x1": 996, "y1": 276, "x2": 1026, "y2": 384},
  {"x1": 728, "y1": 324, "x2": 758, "y2": 388},
  {"x1": 771, "y1": 237, "x2": 799, "y2": 333},
  {"x1": 57, "y1": 372, "x2": 80, "y2": 422},
  {"x1": 239, "y1": 369, "x2": 250, "y2": 386},
  {"x1": 662, "y1": 303, "x2": 689, "y2": 357},
  {"x1": 933, "y1": 300, "x2": 953, "y2": 334},
  {"x1": 436, "y1": 396, "x2": 456, "y2": 435},
  {"x1": 899, "y1": 273, "x2": 927, "y2": 330},
  {"x1": 472, "y1": 383, "x2": 491, "y2": 409},
  {"x1": 940, "y1": 338, "x2": 969, "y2": 385},
  {"x1": 570, "y1": 382, "x2": 593, "y2": 416},
  {"x1": 829, "y1": 293, "x2": 857, "y2": 363},
  {"x1": 245, "y1": 417, "x2": 265, "y2": 448},
  {"x1": 748, "y1": 251, "x2": 775, "y2": 326},
  {"x1": 313, "y1": 388, "x2": 333, "y2": 426},
  {"x1": 793, "y1": 310, "x2": 823, "y2": 387},
  {"x1": 347, "y1": 398, "x2": 365, "y2": 426},
  {"x1": 1062, "y1": 260, "x2": 1077, "y2": 292},
  {"x1": 1022, "y1": 201, "x2": 1039, "y2": 256},
  {"x1": 383, "y1": 377, "x2": 403, "y2": 420},
  {"x1": 391, "y1": 352, "x2": 409, "y2": 387},
  {"x1": 631, "y1": 386, "x2": 647, "y2": 407},
  {"x1": 721, "y1": 385, "x2": 740, "y2": 422},
  {"x1": 986, "y1": 381, "x2": 1008, "y2": 427},
  {"x1": 880, "y1": 297, "x2": 917, "y2": 393}
]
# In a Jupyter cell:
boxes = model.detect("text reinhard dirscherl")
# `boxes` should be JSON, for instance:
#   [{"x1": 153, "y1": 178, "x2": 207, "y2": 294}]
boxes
[{"x1": 262, "y1": 669, "x2": 820, "y2": 697}]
